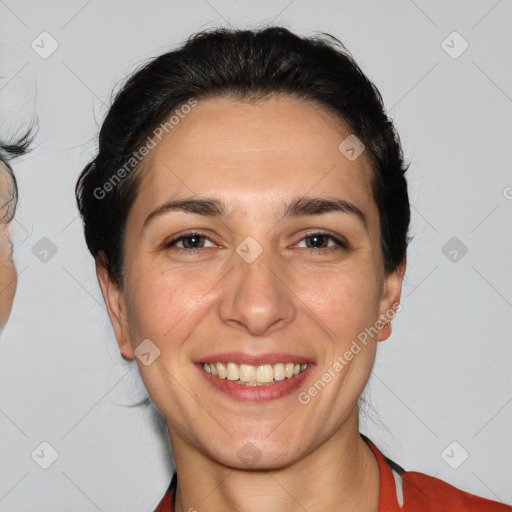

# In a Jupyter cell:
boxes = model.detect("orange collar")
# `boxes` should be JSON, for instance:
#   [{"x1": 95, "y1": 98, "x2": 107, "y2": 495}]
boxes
[{"x1": 363, "y1": 436, "x2": 404, "y2": 511}]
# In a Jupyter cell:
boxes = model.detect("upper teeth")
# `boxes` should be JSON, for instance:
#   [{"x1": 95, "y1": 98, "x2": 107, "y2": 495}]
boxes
[{"x1": 203, "y1": 362, "x2": 307, "y2": 384}]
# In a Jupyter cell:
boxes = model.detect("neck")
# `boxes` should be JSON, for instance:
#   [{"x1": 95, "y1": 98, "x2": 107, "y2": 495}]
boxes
[{"x1": 169, "y1": 409, "x2": 379, "y2": 512}]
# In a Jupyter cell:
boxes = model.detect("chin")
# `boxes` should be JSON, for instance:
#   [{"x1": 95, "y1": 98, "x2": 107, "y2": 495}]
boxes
[{"x1": 206, "y1": 435, "x2": 304, "y2": 471}]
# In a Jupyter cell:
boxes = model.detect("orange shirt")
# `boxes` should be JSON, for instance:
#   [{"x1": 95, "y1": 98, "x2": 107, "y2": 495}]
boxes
[{"x1": 155, "y1": 436, "x2": 511, "y2": 511}]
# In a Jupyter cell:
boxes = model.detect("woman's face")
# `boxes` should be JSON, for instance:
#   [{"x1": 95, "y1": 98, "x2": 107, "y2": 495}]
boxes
[
  {"x1": 0, "y1": 166, "x2": 17, "y2": 329},
  {"x1": 99, "y1": 96, "x2": 404, "y2": 469}
]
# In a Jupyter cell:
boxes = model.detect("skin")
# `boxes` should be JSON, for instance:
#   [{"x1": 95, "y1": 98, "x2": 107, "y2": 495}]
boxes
[
  {"x1": 0, "y1": 165, "x2": 17, "y2": 329},
  {"x1": 98, "y1": 95, "x2": 405, "y2": 512}
]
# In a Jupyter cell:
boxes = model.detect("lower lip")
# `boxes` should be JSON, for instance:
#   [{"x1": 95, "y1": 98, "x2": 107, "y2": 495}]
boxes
[{"x1": 196, "y1": 364, "x2": 313, "y2": 402}]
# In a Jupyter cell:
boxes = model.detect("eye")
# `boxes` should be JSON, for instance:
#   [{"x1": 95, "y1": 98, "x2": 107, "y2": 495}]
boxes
[
  {"x1": 296, "y1": 231, "x2": 349, "y2": 252},
  {"x1": 163, "y1": 230, "x2": 349, "y2": 254},
  {"x1": 164, "y1": 231, "x2": 216, "y2": 251}
]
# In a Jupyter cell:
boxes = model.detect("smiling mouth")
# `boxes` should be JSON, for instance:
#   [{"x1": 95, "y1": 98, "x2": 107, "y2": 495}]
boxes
[{"x1": 202, "y1": 362, "x2": 308, "y2": 386}]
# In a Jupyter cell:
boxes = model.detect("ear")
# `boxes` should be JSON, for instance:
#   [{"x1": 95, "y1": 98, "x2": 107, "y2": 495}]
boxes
[
  {"x1": 95, "y1": 253, "x2": 134, "y2": 360},
  {"x1": 376, "y1": 257, "x2": 406, "y2": 342}
]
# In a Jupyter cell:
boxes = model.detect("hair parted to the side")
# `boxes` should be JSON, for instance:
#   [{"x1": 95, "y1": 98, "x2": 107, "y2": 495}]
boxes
[
  {"x1": 0, "y1": 126, "x2": 35, "y2": 223},
  {"x1": 76, "y1": 26, "x2": 410, "y2": 285}
]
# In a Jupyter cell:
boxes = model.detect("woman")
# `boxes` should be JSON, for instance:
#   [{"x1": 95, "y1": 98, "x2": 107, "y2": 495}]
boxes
[
  {"x1": 0, "y1": 130, "x2": 32, "y2": 329},
  {"x1": 76, "y1": 27, "x2": 511, "y2": 511}
]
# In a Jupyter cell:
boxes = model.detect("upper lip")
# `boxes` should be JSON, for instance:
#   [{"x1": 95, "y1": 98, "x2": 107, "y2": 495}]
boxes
[{"x1": 197, "y1": 352, "x2": 312, "y2": 366}]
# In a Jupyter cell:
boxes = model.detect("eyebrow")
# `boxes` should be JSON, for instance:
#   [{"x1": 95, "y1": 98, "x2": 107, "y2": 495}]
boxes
[{"x1": 143, "y1": 196, "x2": 368, "y2": 229}]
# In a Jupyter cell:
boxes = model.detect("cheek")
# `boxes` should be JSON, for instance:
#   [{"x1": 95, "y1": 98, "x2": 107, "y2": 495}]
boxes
[
  {"x1": 0, "y1": 245, "x2": 16, "y2": 327},
  {"x1": 123, "y1": 262, "x2": 216, "y2": 345},
  {"x1": 298, "y1": 265, "x2": 382, "y2": 343},
  {"x1": 306, "y1": 271, "x2": 379, "y2": 404}
]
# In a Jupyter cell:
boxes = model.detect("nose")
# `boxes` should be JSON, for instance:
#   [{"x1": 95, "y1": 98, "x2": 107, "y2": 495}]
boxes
[{"x1": 218, "y1": 245, "x2": 297, "y2": 337}]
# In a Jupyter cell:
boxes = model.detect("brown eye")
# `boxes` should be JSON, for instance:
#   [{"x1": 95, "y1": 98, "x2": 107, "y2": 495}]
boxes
[
  {"x1": 297, "y1": 232, "x2": 349, "y2": 251},
  {"x1": 165, "y1": 232, "x2": 215, "y2": 250},
  {"x1": 305, "y1": 234, "x2": 329, "y2": 249}
]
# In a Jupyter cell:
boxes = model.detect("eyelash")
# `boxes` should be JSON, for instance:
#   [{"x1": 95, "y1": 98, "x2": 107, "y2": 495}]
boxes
[{"x1": 164, "y1": 230, "x2": 349, "y2": 254}]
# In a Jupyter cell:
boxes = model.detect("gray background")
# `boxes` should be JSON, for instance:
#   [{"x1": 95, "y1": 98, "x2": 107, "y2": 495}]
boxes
[{"x1": 1, "y1": 0, "x2": 511, "y2": 510}]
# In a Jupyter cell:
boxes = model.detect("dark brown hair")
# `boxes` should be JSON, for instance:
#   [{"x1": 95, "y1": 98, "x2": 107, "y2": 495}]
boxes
[{"x1": 76, "y1": 26, "x2": 410, "y2": 284}]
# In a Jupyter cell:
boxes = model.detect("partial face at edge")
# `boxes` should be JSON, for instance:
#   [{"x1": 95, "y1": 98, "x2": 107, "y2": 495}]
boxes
[
  {"x1": 0, "y1": 164, "x2": 17, "y2": 329},
  {"x1": 98, "y1": 95, "x2": 405, "y2": 469}
]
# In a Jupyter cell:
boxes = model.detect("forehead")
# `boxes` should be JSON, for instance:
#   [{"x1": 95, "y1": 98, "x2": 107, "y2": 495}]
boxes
[{"x1": 130, "y1": 95, "x2": 378, "y2": 225}]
